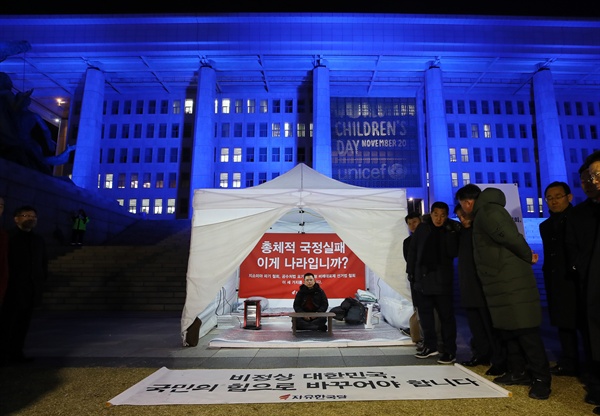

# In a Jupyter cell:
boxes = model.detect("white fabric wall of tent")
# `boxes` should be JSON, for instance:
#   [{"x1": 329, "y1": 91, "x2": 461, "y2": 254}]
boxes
[{"x1": 181, "y1": 163, "x2": 410, "y2": 346}]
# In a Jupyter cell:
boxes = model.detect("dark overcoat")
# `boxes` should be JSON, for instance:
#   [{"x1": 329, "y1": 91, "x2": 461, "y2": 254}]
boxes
[
  {"x1": 471, "y1": 187, "x2": 542, "y2": 331},
  {"x1": 457, "y1": 226, "x2": 487, "y2": 309},
  {"x1": 293, "y1": 282, "x2": 329, "y2": 313}
]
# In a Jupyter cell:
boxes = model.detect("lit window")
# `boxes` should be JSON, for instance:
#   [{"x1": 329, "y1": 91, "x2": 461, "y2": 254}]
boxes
[
  {"x1": 130, "y1": 173, "x2": 138, "y2": 189},
  {"x1": 471, "y1": 124, "x2": 479, "y2": 138},
  {"x1": 155, "y1": 173, "x2": 164, "y2": 188},
  {"x1": 260, "y1": 100, "x2": 268, "y2": 113},
  {"x1": 172, "y1": 100, "x2": 181, "y2": 114},
  {"x1": 247, "y1": 99, "x2": 255, "y2": 113},
  {"x1": 462, "y1": 172, "x2": 470, "y2": 186},
  {"x1": 143, "y1": 173, "x2": 151, "y2": 188},
  {"x1": 219, "y1": 172, "x2": 229, "y2": 188},
  {"x1": 141, "y1": 199, "x2": 150, "y2": 214},
  {"x1": 233, "y1": 148, "x2": 242, "y2": 162},
  {"x1": 118, "y1": 173, "x2": 126, "y2": 188},
  {"x1": 154, "y1": 199, "x2": 163, "y2": 214},
  {"x1": 460, "y1": 148, "x2": 469, "y2": 162},
  {"x1": 297, "y1": 123, "x2": 306, "y2": 138},
  {"x1": 220, "y1": 148, "x2": 229, "y2": 162},
  {"x1": 233, "y1": 172, "x2": 241, "y2": 188},
  {"x1": 221, "y1": 99, "x2": 230, "y2": 114},
  {"x1": 104, "y1": 173, "x2": 113, "y2": 189},
  {"x1": 284, "y1": 122, "x2": 293, "y2": 137},
  {"x1": 185, "y1": 99, "x2": 194, "y2": 114},
  {"x1": 167, "y1": 199, "x2": 176, "y2": 214},
  {"x1": 272, "y1": 123, "x2": 281, "y2": 137},
  {"x1": 128, "y1": 199, "x2": 137, "y2": 214},
  {"x1": 449, "y1": 148, "x2": 457, "y2": 163},
  {"x1": 483, "y1": 124, "x2": 492, "y2": 138},
  {"x1": 526, "y1": 197, "x2": 535, "y2": 213},
  {"x1": 235, "y1": 99, "x2": 242, "y2": 114},
  {"x1": 451, "y1": 172, "x2": 458, "y2": 187}
]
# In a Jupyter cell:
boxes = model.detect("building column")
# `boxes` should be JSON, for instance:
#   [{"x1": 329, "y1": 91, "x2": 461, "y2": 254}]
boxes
[
  {"x1": 52, "y1": 118, "x2": 69, "y2": 177},
  {"x1": 312, "y1": 63, "x2": 332, "y2": 177},
  {"x1": 424, "y1": 65, "x2": 453, "y2": 206},
  {"x1": 533, "y1": 67, "x2": 567, "y2": 188},
  {"x1": 190, "y1": 64, "x2": 217, "y2": 195},
  {"x1": 71, "y1": 67, "x2": 104, "y2": 190}
]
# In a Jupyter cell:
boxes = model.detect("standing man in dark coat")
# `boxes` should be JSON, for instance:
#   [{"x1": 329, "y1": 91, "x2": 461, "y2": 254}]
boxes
[
  {"x1": 539, "y1": 181, "x2": 580, "y2": 377},
  {"x1": 0, "y1": 205, "x2": 48, "y2": 364},
  {"x1": 407, "y1": 201, "x2": 460, "y2": 365},
  {"x1": 456, "y1": 184, "x2": 551, "y2": 400}
]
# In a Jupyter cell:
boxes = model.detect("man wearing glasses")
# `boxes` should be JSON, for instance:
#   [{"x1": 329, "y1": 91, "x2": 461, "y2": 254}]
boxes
[
  {"x1": 0, "y1": 205, "x2": 47, "y2": 365},
  {"x1": 539, "y1": 182, "x2": 579, "y2": 377}
]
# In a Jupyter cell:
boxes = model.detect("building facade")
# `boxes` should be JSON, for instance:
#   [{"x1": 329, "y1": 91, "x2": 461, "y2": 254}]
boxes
[{"x1": 1, "y1": 13, "x2": 599, "y2": 219}]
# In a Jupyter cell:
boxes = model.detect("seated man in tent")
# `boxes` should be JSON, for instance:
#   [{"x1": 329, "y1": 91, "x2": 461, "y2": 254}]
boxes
[{"x1": 293, "y1": 272, "x2": 329, "y2": 331}]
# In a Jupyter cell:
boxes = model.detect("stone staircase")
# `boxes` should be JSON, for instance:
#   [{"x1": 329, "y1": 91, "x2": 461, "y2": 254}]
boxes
[{"x1": 43, "y1": 220, "x2": 192, "y2": 311}]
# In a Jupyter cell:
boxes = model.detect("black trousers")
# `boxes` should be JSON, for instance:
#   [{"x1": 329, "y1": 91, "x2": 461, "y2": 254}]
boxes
[
  {"x1": 0, "y1": 295, "x2": 35, "y2": 358},
  {"x1": 295, "y1": 316, "x2": 327, "y2": 330},
  {"x1": 465, "y1": 306, "x2": 506, "y2": 367},
  {"x1": 500, "y1": 326, "x2": 551, "y2": 385},
  {"x1": 418, "y1": 292, "x2": 457, "y2": 355}
]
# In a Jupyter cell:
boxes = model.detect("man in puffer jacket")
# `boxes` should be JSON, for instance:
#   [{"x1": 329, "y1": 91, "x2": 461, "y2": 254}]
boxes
[{"x1": 455, "y1": 184, "x2": 552, "y2": 400}]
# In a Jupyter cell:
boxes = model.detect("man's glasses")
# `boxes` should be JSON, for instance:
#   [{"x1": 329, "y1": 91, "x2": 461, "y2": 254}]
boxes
[
  {"x1": 590, "y1": 171, "x2": 600, "y2": 183},
  {"x1": 544, "y1": 194, "x2": 567, "y2": 203}
]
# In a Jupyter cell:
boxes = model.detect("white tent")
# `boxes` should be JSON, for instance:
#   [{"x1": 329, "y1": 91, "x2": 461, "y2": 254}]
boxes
[{"x1": 181, "y1": 163, "x2": 410, "y2": 345}]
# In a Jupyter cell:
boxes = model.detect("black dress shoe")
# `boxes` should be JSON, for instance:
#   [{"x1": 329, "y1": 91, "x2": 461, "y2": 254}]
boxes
[
  {"x1": 461, "y1": 357, "x2": 490, "y2": 367},
  {"x1": 493, "y1": 371, "x2": 532, "y2": 386},
  {"x1": 528, "y1": 379, "x2": 551, "y2": 400},
  {"x1": 593, "y1": 406, "x2": 600, "y2": 415},
  {"x1": 549, "y1": 364, "x2": 578, "y2": 376},
  {"x1": 485, "y1": 364, "x2": 507, "y2": 376}
]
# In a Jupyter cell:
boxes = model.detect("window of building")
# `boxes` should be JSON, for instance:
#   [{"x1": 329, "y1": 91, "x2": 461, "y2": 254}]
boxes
[
  {"x1": 566, "y1": 124, "x2": 575, "y2": 139},
  {"x1": 140, "y1": 199, "x2": 150, "y2": 214},
  {"x1": 522, "y1": 148, "x2": 530, "y2": 163},
  {"x1": 234, "y1": 99, "x2": 243, "y2": 114},
  {"x1": 285, "y1": 147, "x2": 293, "y2": 162},
  {"x1": 457, "y1": 100, "x2": 465, "y2": 114},
  {"x1": 123, "y1": 100, "x2": 132, "y2": 115},
  {"x1": 167, "y1": 199, "x2": 176, "y2": 214},
  {"x1": 460, "y1": 148, "x2": 469, "y2": 162},
  {"x1": 104, "y1": 173, "x2": 113, "y2": 189},
  {"x1": 493, "y1": 100, "x2": 501, "y2": 114},
  {"x1": 154, "y1": 198, "x2": 163, "y2": 214},
  {"x1": 109, "y1": 124, "x2": 117, "y2": 139},
  {"x1": 219, "y1": 172, "x2": 228, "y2": 188},
  {"x1": 119, "y1": 148, "x2": 128, "y2": 163},
  {"x1": 117, "y1": 173, "x2": 126, "y2": 188},
  {"x1": 563, "y1": 102, "x2": 572, "y2": 116},
  {"x1": 447, "y1": 123, "x2": 456, "y2": 138},
  {"x1": 458, "y1": 123, "x2": 467, "y2": 138},
  {"x1": 297, "y1": 123, "x2": 306, "y2": 138},
  {"x1": 524, "y1": 172, "x2": 532, "y2": 187},
  {"x1": 498, "y1": 148, "x2": 506, "y2": 162},
  {"x1": 485, "y1": 147, "x2": 494, "y2": 162},
  {"x1": 487, "y1": 172, "x2": 495, "y2": 183},
  {"x1": 130, "y1": 173, "x2": 138, "y2": 189},
  {"x1": 121, "y1": 124, "x2": 130, "y2": 139},
  {"x1": 155, "y1": 172, "x2": 164, "y2": 189},
  {"x1": 519, "y1": 124, "x2": 528, "y2": 139},
  {"x1": 471, "y1": 124, "x2": 479, "y2": 138},
  {"x1": 221, "y1": 123, "x2": 230, "y2": 138},
  {"x1": 499, "y1": 172, "x2": 507, "y2": 183},
  {"x1": 462, "y1": 172, "x2": 470, "y2": 186},
  {"x1": 220, "y1": 148, "x2": 229, "y2": 162},
  {"x1": 171, "y1": 124, "x2": 180, "y2": 139},
  {"x1": 259, "y1": 123, "x2": 268, "y2": 137},
  {"x1": 259, "y1": 147, "x2": 267, "y2": 162},
  {"x1": 169, "y1": 148, "x2": 178, "y2": 163},
  {"x1": 505, "y1": 101, "x2": 513, "y2": 115},
  {"x1": 128, "y1": 199, "x2": 137, "y2": 214},
  {"x1": 575, "y1": 101, "x2": 583, "y2": 116},
  {"x1": 272, "y1": 123, "x2": 281, "y2": 137},
  {"x1": 247, "y1": 123, "x2": 255, "y2": 137},
  {"x1": 309, "y1": 123, "x2": 314, "y2": 137},
  {"x1": 129, "y1": 148, "x2": 138, "y2": 163},
  {"x1": 483, "y1": 124, "x2": 491, "y2": 138},
  {"x1": 221, "y1": 99, "x2": 230, "y2": 114},
  {"x1": 234, "y1": 123, "x2": 243, "y2": 137},
  {"x1": 272, "y1": 99, "x2": 281, "y2": 113},
  {"x1": 526, "y1": 197, "x2": 534, "y2": 213},
  {"x1": 106, "y1": 148, "x2": 115, "y2": 163},
  {"x1": 158, "y1": 123, "x2": 167, "y2": 138},
  {"x1": 142, "y1": 173, "x2": 150, "y2": 188},
  {"x1": 260, "y1": 99, "x2": 268, "y2": 113},
  {"x1": 298, "y1": 99, "x2": 306, "y2": 113},
  {"x1": 133, "y1": 124, "x2": 142, "y2": 139},
  {"x1": 245, "y1": 172, "x2": 254, "y2": 187},
  {"x1": 517, "y1": 101, "x2": 525, "y2": 115},
  {"x1": 258, "y1": 172, "x2": 267, "y2": 184},
  {"x1": 481, "y1": 100, "x2": 490, "y2": 115},
  {"x1": 449, "y1": 148, "x2": 457, "y2": 162},
  {"x1": 146, "y1": 124, "x2": 155, "y2": 139},
  {"x1": 284, "y1": 122, "x2": 293, "y2": 137},
  {"x1": 160, "y1": 100, "x2": 169, "y2": 114},
  {"x1": 591, "y1": 125, "x2": 598, "y2": 140},
  {"x1": 473, "y1": 147, "x2": 481, "y2": 162},
  {"x1": 512, "y1": 172, "x2": 519, "y2": 184},
  {"x1": 587, "y1": 102, "x2": 595, "y2": 116},
  {"x1": 509, "y1": 148, "x2": 518, "y2": 163},
  {"x1": 232, "y1": 172, "x2": 241, "y2": 188},
  {"x1": 247, "y1": 99, "x2": 255, "y2": 114},
  {"x1": 135, "y1": 100, "x2": 144, "y2": 115},
  {"x1": 445, "y1": 100, "x2": 453, "y2": 114},
  {"x1": 451, "y1": 172, "x2": 458, "y2": 187},
  {"x1": 148, "y1": 100, "x2": 156, "y2": 114},
  {"x1": 579, "y1": 125, "x2": 587, "y2": 139},
  {"x1": 495, "y1": 123, "x2": 504, "y2": 138},
  {"x1": 246, "y1": 147, "x2": 255, "y2": 162},
  {"x1": 475, "y1": 172, "x2": 483, "y2": 183},
  {"x1": 272, "y1": 147, "x2": 280, "y2": 162},
  {"x1": 111, "y1": 100, "x2": 119, "y2": 115},
  {"x1": 168, "y1": 173, "x2": 177, "y2": 188},
  {"x1": 233, "y1": 147, "x2": 242, "y2": 162},
  {"x1": 507, "y1": 124, "x2": 516, "y2": 139},
  {"x1": 157, "y1": 148, "x2": 165, "y2": 163},
  {"x1": 285, "y1": 99, "x2": 293, "y2": 113},
  {"x1": 184, "y1": 99, "x2": 193, "y2": 114},
  {"x1": 469, "y1": 100, "x2": 477, "y2": 114}
]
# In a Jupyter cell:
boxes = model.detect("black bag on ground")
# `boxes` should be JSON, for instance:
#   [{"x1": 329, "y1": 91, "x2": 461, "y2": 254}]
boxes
[
  {"x1": 340, "y1": 297, "x2": 366, "y2": 325},
  {"x1": 329, "y1": 306, "x2": 346, "y2": 321}
]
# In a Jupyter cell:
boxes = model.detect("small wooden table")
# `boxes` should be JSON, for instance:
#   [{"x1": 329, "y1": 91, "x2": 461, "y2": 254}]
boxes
[{"x1": 289, "y1": 312, "x2": 335, "y2": 336}]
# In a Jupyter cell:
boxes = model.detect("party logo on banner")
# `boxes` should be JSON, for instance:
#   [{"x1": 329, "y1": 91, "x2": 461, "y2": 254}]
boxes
[{"x1": 239, "y1": 233, "x2": 365, "y2": 299}]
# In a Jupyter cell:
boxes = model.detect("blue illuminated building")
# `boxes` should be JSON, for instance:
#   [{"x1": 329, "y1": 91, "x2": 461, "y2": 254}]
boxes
[{"x1": 1, "y1": 13, "x2": 599, "y2": 219}]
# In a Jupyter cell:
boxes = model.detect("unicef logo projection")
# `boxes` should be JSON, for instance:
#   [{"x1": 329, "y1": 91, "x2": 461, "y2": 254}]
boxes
[{"x1": 330, "y1": 97, "x2": 420, "y2": 188}]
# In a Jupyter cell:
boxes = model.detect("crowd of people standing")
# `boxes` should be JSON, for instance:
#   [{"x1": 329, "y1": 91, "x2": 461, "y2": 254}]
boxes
[{"x1": 404, "y1": 149, "x2": 600, "y2": 411}]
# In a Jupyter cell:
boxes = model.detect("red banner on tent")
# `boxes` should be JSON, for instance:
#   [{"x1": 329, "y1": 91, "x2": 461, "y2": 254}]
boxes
[{"x1": 239, "y1": 233, "x2": 365, "y2": 299}]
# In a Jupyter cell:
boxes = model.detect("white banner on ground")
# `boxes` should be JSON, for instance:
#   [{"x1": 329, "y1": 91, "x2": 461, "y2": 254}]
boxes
[{"x1": 108, "y1": 365, "x2": 510, "y2": 406}]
